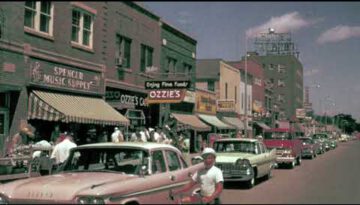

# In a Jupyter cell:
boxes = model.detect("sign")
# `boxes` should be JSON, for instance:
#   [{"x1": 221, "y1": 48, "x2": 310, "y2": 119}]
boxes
[
  {"x1": 252, "y1": 100, "x2": 263, "y2": 113},
  {"x1": 146, "y1": 89, "x2": 186, "y2": 104},
  {"x1": 296, "y1": 108, "x2": 306, "y2": 119},
  {"x1": 105, "y1": 88, "x2": 148, "y2": 109},
  {"x1": 145, "y1": 81, "x2": 190, "y2": 90},
  {"x1": 217, "y1": 99, "x2": 235, "y2": 112},
  {"x1": 29, "y1": 59, "x2": 103, "y2": 94},
  {"x1": 183, "y1": 91, "x2": 196, "y2": 103},
  {"x1": 195, "y1": 89, "x2": 217, "y2": 115}
]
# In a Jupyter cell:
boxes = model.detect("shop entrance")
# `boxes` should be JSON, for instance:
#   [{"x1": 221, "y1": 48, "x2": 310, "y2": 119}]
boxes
[{"x1": 0, "y1": 108, "x2": 9, "y2": 157}]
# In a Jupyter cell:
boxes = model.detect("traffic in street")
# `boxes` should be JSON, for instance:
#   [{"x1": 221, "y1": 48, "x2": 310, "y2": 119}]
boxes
[{"x1": 221, "y1": 140, "x2": 360, "y2": 204}]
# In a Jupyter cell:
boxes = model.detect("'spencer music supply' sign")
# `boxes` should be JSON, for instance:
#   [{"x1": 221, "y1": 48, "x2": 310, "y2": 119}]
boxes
[
  {"x1": 145, "y1": 81, "x2": 190, "y2": 90},
  {"x1": 29, "y1": 59, "x2": 103, "y2": 94}
]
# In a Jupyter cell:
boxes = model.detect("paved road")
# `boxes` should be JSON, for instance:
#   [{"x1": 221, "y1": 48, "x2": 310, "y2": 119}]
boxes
[{"x1": 220, "y1": 140, "x2": 360, "y2": 204}]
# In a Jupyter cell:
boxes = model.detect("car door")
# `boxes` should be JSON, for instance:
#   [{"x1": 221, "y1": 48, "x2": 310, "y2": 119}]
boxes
[
  {"x1": 261, "y1": 142, "x2": 275, "y2": 173},
  {"x1": 254, "y1": 142, "x2": 267, "y2": 176}
]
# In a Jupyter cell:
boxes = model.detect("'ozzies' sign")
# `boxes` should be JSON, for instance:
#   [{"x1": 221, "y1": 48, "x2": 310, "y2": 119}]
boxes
[{"x1": 146, "y1": 89, "x2": 186, "y2": 104}]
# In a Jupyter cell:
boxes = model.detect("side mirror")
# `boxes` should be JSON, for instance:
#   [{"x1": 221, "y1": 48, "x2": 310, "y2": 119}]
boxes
[{"x1": 191, "y1": 156, "x2": 203, "y2": 165}]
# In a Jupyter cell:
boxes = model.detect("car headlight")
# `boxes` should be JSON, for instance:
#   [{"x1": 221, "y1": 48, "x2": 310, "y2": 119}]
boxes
[
  {"x1": 236, "y1": 159, "x2": 251, "y2": 168},
  {"x1": 77, "y1": 196, "x2": 105, "y2": 204},
  {"x1": 282, "y1": 149, "x2": 292, "y2": 154}
]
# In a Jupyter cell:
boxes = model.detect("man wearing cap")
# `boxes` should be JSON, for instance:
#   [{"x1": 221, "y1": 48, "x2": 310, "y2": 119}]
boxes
[{"x1": 171, "y1": 147, "x2": 224, "y2": 204}]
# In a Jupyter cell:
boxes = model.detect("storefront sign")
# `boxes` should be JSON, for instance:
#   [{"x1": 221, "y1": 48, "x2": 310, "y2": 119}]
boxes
[
  {"x1": 146, "y1": 89, "x2": 186, "y2": 104},
  {"x1": 145, "y1": 81, "x2": 190, "y2": 90},
  {"x1": 105, "y1": 88, "x2": 148, "y2": 109},
  {"x1": 183, "y1": 90, "x2": 196, "y2": 103},
  {"x1": 195, "y1": 89, "x2": 217, "y2": 115},
  {"x1": 217, "y1": 100, "x2": 235, "y2": 112},
  {"x1": 252, "y1": 100, "x2": 263, "y2": 113},
  {"x1": 29, "y1": 59, "x2": 103, "y2": 94},
  {"x1": 296, "y1": 108, "x2": 306, "y2": 119}
]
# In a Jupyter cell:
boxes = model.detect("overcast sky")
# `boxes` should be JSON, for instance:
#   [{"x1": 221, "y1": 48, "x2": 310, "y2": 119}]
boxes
[{"x1": 142, "y1": 2, "x2": 360, "y2": 121}]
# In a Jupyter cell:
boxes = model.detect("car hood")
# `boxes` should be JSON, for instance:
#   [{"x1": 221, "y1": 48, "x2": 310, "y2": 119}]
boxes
[
  {"x1": 216, "y1": 153, "x2": 255, "y2": 163},
  {"x1": 263, "y1": 139, "x2": 293, "y2": 149},
  {"x1": 1, "y1": 172, "x2": 136, "y2": 201}
]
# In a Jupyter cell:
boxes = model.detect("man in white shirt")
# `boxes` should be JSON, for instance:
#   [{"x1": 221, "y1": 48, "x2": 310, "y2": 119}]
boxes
[
  {"x1": 50, "y1": 135, "x2": 77, "y2": 165},
  {"x1": 171, "y1": 147, "x2": 224, "y2": 204},
  {"x1": 111, "y1": 127, "x2": 124, "y2": 143}
]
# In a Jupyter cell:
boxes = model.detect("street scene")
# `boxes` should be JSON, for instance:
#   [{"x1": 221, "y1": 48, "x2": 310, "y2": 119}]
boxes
[{"x1": 0, "y1": 1, "x2": 359, "y2": 204}]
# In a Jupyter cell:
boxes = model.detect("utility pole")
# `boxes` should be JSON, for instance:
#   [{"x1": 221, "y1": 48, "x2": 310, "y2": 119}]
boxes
[{"x1": 244, "y1": 35, "x2": 248, "y2": 138}]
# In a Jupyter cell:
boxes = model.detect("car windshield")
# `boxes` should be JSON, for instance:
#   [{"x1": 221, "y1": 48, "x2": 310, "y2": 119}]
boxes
[
  {"x1": 264, "y1": 132, "x2": 292, "y2": 140},
  {"x1": 300, "y1": 138, "x2": 313, "y2": 144},
  {"x1": 214, "y1": 141, "x2": 257, "y2": 154},
  {"x1": 62, "y1": 147, "x2": 149, "y2": 175}
]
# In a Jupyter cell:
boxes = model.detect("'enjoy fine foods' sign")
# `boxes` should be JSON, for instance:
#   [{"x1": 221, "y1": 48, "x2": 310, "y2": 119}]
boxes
[{"x1": 30, "y1": 60, "x2": 103, "y2": 93}]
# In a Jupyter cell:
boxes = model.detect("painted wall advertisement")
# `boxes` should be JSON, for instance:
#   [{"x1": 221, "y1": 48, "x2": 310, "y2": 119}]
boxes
[
  {"x1": 217, "y1": 99, "x2": 235, "y2": 112},
  {"x1": 29, "y1": 58, "x2": 103, "y2": 94},
  {"x1": 195, "y1": 89, "x2": 217, "y2": 115},
  {"x1": 105, "y1": 88, "x2": 148, "y2": 109}
]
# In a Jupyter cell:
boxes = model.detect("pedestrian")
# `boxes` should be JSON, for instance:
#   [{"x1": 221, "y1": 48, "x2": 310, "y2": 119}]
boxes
[
  {"x1": 170, "y1": 147, "x2": 224, "y2": 204},
  {"x1": 139, "y1": 127, "x2": 148, "y2": 142},
  {"x1": 6, "y1": 123, "x2": 35, "y2": 156},
  {"x1": 50, "y1": 125, "x2": 61, "y2": 144},
  {"x1": 50, "y1": 134, "x2": 77, "y2": 166},
  {"x1": 111, "y1": 127, "x2": 124, "y2": 143}
]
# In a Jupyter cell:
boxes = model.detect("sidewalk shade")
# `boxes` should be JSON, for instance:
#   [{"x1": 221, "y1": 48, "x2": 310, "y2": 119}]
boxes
[
  {"x1": 254, "y1": 121, "x2": 271, "y2": 130},
  {"x1": 198, "y1": 114, "x2": 235, "y2": 129},
  {"x1": 171, "y1": 113, "x2": 211, "y2": 131},
  {"x1": 222, "y1": 117, "x2": 245, "y2": 130},
  {"x1": 28, "y1": 90, "x2": 129, "y2": 126}
]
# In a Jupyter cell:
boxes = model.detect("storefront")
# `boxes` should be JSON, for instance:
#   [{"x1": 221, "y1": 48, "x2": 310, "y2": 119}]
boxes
[
  {"x1": 25, "y1": 58, "x2": 129, "y2": 145},
  {"x1": 105, "y1": 86, "x2": 158, "y2": 132}
]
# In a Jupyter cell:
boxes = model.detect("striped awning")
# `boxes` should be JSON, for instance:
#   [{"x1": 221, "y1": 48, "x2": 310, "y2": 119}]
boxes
[
  {"x1": 171, "y1": 113, "x2": 211, "y2": 132},
  {"x1": 28, "y1": 90, "x2": 129, "y2": 126},
  {"x1": 198, "y1": 114, "x2": 235, "y2": 130}
]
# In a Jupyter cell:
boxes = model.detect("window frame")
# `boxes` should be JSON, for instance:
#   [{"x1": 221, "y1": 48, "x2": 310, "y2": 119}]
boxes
[
  {"x1": 71, "y1": 8, "x2": 94, "y2": 49},
  {"x1": 116, "y1": 34, "x2": 132, "y2": 68},
  {"x1": 24, "y1": 1, "x2": 53, "y2": 36},
  {"x1": 140, "y1": 44, "x2": 154, "y2": 72}
]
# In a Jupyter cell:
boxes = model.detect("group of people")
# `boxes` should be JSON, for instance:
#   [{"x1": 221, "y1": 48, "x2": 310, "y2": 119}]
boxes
[{"x1": 110, "y1": 126, "x2": 191, "y2": 152}]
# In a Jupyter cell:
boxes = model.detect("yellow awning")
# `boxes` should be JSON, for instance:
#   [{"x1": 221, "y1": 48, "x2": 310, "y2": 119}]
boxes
[
  {"x1": 171, "y1": 113, "x2": 211, "y2": 131},
  {"x1": 28, "y1": 90, "x2": 129, "y2": 126},
  {"x1": 198, "y1": 114, "x2": 235, "y2": 130}
]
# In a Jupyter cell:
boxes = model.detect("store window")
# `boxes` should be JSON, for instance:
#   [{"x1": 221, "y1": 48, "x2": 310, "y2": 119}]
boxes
[
  {"x1": 24, "y1": 1, "x2": 53, "y2": 35},
  {"x1": 71, "y1": 9, "x2": 94, "y2": 48}
]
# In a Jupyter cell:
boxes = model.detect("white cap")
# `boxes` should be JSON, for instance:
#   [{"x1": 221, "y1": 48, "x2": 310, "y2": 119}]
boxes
[
  {"x1": 201, "y1": 147, "x2": 216, "y2": 158},
  {"x1": 115, "y1": 127, "x2": 119, "y2": 131},
  {"x1": 149, "y1": 128, "x2": 154, "y2": 132}
]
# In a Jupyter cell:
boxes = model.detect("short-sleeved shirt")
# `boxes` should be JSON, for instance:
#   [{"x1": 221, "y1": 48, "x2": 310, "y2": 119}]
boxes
[{"x1": 192, "y1": 165, "x2": 224, "y2": 197}]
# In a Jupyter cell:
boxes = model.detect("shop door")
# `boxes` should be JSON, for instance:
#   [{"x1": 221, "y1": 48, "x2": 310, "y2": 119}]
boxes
[{"x1": 0, "y1": 108, "x2": 9, "y2": 157}]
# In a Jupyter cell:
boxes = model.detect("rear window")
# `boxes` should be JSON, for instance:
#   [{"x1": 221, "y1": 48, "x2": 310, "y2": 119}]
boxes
[{"x1": 264, "y1": 132, "x2": 292, "y2": 140}]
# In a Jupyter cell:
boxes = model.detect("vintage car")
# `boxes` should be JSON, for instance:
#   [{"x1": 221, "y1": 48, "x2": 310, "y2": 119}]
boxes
[
  {"x1": 311, "y1": 133, "x2": 332, "y2": 151},
  {"x1": 212, "y1": 138, "x2": 276, "y2": 188},
  {"x1": 0, "y1": 142, "x2": 203, "y2": 204},
  {"x1": 298, "y1": 137, "x2": 321, "y2": 159},
  {"x1": 263, "y1": 128, "x2": 303, "y2": 169}
]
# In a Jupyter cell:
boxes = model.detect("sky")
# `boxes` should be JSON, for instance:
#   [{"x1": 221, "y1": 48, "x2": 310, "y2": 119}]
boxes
[{"x1": 142, "y1": 2, "x2": 360, "y2": 121}]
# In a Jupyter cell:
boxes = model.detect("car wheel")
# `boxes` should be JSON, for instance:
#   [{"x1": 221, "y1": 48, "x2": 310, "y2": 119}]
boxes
[{"x1": 265, "y1": 168, "x2": 272, "y2": 180}]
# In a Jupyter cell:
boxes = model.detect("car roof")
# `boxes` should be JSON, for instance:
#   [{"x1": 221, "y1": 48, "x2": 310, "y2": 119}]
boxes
[
  {"x1": 77, "y1": 142, "x2": 177, "y2": 150},
  {"x1": 215, "y1": 138, "x2": 258, "y2": 143}
]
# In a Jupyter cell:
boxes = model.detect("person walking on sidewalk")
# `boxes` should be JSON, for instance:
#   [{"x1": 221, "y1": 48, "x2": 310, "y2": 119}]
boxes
[{"x1": 170, "y1": 147, "x2": 224, "y2": 204}]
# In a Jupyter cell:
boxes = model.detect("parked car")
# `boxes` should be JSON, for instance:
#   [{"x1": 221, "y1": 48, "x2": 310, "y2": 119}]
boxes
[
  {"x1": 263, "y1": 128, "x2": 303, "y2": 169},
  {"x1": 0, "y1": 142, "x2": 202, "y2": 204},
  {"x1": 298, "y1": 137, "x2": 321, "y2": 159},
  {"x1": 212, "y1": 138, "x2": 276, "y2": 188},
  {"x1": 311, "y1": 133, "x2": 332, "y2": 151}
]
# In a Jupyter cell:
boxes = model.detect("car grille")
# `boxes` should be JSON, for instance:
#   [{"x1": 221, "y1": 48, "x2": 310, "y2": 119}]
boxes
[{"x1": 216, "y1": 163, "x2": 243, "y2": 174}]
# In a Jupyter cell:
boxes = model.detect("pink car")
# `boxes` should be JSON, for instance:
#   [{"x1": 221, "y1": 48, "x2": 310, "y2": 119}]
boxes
[{"x1": 0, "y1": 142, "x2": 202, "y2": 204}]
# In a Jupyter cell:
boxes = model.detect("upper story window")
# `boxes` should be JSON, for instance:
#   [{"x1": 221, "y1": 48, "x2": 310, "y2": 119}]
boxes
[
  {"x1": 225, "y1": 83, "x2": 228, "y2": 99},
  {"x1": 278, "y1": 79, "x2": 285, "y2": 87},
  {"x1": 0, "y1": 9, "x2": 4, "y2": 38},
  {"x1": 24, "y1": 1, "x2": 53, "y2": 35},
  {"x1": 140, "y1": 44, "x2": 153, "y2": 72},
  {"x1": 278, "y1": 64, "x2": 286, "y2": 73},
  {"x1": 116, "y1": 34, "x2": 131, "y2": 68},
  {"x1": 71, "y1": 9, "x2": 93, "y2": 48},
  {"x1": 208, "y1": 81, "x2": 215, "y2": 92},
  {"x1": 183, "y1": 63, "x2": 192, "y2": 77},
  {"x1": 254, "y1": 77, "x2": 262, "y2": 86},
  {"x1": 166, "y1": 57, "x2": 177, "y2": 74}
]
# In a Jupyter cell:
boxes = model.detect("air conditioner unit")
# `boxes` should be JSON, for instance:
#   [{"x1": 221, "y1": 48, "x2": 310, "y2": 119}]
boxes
[{"x1": 115, "y1": 57, "x2": 123, "y2": 66}]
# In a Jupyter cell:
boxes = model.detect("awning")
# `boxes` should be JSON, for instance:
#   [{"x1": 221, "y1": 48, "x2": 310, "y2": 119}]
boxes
[
  {"x1": 222, "y1": 117, "x2": 244, "y2": 130},
  {"x1": 171, "y1": 113, "x2": 211, "y2": 131},
  {"x1": 254, "y1": 121, "x2": 271, "y2": 130},
  {"x1": 198, "y1": 114, "x2": 235, "y2": 129},
  {"x1": 28, "y1": 90, "x2": 129, "y2": 126}
]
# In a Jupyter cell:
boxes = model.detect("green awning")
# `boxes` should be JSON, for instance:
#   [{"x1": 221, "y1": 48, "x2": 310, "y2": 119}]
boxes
[
  {"x1": 198, "y1": 114, "x2": 235, "y2": 129},
  {"x1": 28, "y1": 90, "x2": 129, "y2": 126}
]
